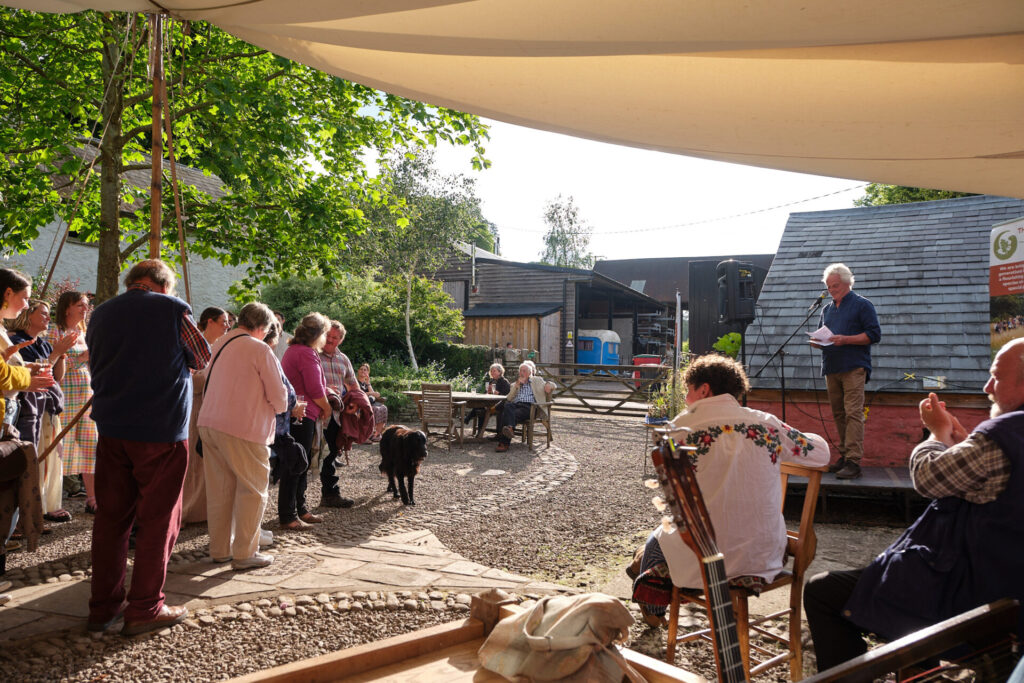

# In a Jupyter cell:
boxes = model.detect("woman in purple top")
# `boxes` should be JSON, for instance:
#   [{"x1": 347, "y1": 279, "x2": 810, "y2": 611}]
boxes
[{"x1": 279, "y1": 312, "x2": 332, "y2": 530}]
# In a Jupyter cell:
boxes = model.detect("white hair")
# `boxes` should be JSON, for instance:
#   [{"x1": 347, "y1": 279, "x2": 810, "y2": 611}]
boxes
[
  {"x1": 823, "y1": 263, "x2": 855, "y2": 287},
  {"x1": 519, "y1": 361, "x2": 536, "y2": 376}
]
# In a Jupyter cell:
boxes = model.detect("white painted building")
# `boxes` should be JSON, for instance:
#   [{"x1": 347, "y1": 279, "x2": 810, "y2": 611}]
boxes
[{"x1": 3, "y1": 149, "x2": 250, "y2": 314}]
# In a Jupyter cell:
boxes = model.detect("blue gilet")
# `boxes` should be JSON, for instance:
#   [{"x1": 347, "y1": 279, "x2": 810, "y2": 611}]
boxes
[
  {"x1": 844, "y1": 408, "x2": 1024, "y2": 641},
  {"x1": 86, "y1": 289, "x2": 194, "y2": 443}
]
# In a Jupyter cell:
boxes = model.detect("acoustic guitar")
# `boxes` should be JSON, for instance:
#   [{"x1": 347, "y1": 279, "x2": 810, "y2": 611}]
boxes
[{"x1": 650, "y1": 433, "x2": 746, "y2": 683}]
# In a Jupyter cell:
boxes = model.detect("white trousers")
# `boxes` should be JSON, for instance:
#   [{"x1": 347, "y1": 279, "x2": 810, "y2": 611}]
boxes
[
  {"x1": 39, "y1": 413, "x2": 63, "y2": 513},
  {"x1": 199, "y1": 426, "x2": 270, "y2": 561}
]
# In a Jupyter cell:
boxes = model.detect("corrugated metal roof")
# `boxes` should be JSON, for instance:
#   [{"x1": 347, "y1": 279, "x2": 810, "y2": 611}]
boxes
[
  {"x1": 594, "y1": 254, "x2": 775, "y2": 305},
  {"x1": 745, "y1": 195, "x2": 1024, "y2": 394},
  {"x1": 464, "y1": 302, "x2": 563, "y2": 317}
]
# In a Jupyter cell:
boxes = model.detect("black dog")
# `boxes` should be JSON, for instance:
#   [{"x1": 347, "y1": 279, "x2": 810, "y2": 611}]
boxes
[{"x1": 379, "y1": 425, "x2": 427, "y2": 505}]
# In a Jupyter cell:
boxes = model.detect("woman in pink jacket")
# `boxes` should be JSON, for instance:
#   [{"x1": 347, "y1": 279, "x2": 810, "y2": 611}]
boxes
[{"x1": 196, "y1": 303, "x2": 287, "y2": 570}]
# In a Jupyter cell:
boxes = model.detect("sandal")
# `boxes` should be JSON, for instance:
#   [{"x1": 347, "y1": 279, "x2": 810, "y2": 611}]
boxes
[
  {"x1": 44, "y1": 510, "x2": 73, "y2": 523},
  {"x1": 299, "y1": 512, "x2": 323, "y2": 524},
  {"x1": 279, "y1": 519, "x2": 312, "y2": 531}
]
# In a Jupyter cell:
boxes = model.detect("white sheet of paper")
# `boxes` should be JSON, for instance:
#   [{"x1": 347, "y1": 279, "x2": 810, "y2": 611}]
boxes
[{"x1": 807, "y1": 325, "x2": 834, "y2": 346}]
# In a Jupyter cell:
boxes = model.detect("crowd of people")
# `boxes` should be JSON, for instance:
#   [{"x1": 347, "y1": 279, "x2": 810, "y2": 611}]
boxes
[{"x1": 0, "y1": 261, "x2": 388, "y2": 632}]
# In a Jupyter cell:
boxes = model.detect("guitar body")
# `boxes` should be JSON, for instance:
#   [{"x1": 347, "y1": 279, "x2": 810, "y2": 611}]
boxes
[{"x1": 651, "y1": 436, "x2": 747, "y2": 683}]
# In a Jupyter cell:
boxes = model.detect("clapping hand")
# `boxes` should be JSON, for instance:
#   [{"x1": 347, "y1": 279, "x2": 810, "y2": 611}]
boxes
[
  {"x1": 26, "y1": 363, "x2": 55, "y2": 392},
  {"x1": 919, "y1": 392, "x2": 961, "y2": 446},
  {"x1": 2, "y1": 339, "x2": 33, "y2": 362},
  {"x1": 52, "y1": 329, "x2": 80, "y2": 355}
]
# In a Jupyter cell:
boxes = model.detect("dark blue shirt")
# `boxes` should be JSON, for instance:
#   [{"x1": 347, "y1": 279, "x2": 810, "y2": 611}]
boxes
[{"x1": 819, "y1": 290, "x2": 881, "y2": 380}]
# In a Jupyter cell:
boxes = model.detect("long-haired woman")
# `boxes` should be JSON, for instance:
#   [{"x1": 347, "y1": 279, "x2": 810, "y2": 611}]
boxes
[{"x1": 55, "y1": 291, "x2": 100, "y2": 514}]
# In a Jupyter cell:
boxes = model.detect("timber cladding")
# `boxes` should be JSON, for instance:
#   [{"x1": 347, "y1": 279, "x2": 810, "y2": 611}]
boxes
[{"x1": 464, "y1": 316, "x2": 539, "y2": 351}]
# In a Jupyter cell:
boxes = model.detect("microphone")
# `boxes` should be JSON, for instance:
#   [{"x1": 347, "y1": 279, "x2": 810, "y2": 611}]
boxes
[{"x1": 807, "y1": 291, "x2": 827, "y2": 312}]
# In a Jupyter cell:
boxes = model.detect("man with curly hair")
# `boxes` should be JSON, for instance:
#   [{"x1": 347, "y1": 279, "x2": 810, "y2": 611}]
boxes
[{"x1": 629, "y1": 353, "x2": 830, "y2": 627}]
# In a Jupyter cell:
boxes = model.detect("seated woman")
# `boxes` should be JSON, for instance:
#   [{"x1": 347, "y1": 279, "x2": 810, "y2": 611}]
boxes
[
  {"x1": 356, "y1": 363, "x2": 387, "y2": 442},
  {"x1": 465, "y1": 363, "x2": 510, "y2": 436},
  {"x1": 630, "y1": 353, "x2": 829, "y2": 627}
]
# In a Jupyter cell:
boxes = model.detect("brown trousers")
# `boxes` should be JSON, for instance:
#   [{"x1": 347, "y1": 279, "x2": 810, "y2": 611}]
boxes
[{"x1": 826, "y1": 367, "x2": 867, "y2": 464}]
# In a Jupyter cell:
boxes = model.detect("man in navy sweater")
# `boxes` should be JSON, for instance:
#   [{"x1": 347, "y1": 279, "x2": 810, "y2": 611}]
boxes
[
  {"x1": 811, "y1": 263, "x2": 881, "y2": 480},
  {"x1": 85, "y1": 260, "x2": 211, "y2": 636}
]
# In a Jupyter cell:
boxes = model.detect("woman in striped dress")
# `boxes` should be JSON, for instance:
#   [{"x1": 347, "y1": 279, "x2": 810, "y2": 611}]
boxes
[{"x1": 56, "y1": 291, "x2": 99, "y2": 514}]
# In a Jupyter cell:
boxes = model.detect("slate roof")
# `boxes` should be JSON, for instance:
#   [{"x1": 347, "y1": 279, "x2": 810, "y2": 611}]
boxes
[
  {"x1": 464, "y1": 302, "x2": 563, "y2": 318},
  {"x1": 594, "y1": 254, "x2": 775, "y2": 305},
  {"x1": 745, "y1": 195, "x2": 1024, "y2": 394}
]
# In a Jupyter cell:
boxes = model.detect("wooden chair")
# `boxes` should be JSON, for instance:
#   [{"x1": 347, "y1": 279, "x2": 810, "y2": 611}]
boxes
[
  {"x1": 804, "y1": 598, "x2": 1019, "y2": 682},
  {"x1": 419, "y1": 383, "x2": 466, "y2": 450},
  {"x1": 666, "y1": 461, "x2": 827, "y2": 681},
  {"x1": 522, "y1": 401, "x2": 552, "y2": 450}
]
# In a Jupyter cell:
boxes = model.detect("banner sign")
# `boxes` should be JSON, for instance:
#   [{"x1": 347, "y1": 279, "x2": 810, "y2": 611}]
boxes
[{"x1": 990, "y1": 217, "x2": 1024, "y2": 353}]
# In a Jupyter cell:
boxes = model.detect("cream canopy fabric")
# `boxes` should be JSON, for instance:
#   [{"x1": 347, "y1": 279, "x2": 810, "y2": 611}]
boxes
[{"x1": 7, "y1": 1, "x2": 1024, "y2": 198}]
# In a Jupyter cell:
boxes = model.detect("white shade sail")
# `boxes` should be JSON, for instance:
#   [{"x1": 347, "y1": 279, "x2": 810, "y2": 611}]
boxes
[{"x1": 6, "y1": 1, "x2": 1024, "y2": 198}]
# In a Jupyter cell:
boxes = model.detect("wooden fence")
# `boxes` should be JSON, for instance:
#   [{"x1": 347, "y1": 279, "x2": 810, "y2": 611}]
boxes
[{"x1": 535, "y1": 362, "x2": 671, "y2": 417}]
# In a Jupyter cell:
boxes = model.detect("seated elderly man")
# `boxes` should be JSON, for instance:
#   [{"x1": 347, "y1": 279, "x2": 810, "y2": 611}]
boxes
[
  {"x1": 630, "y1": 354, "x2": 829, "y2": 626},
  {"x1": 804, "y1": 338, "x2": 1024, "y2": 672},
  {"x1": 495, "y1": 361, "x2": 554, "y2": 453}
]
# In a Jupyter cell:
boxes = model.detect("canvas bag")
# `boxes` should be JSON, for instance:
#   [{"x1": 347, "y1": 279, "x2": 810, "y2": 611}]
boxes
[{"x1": 478, "y1": 593, "x2": 646, "y2": 683}]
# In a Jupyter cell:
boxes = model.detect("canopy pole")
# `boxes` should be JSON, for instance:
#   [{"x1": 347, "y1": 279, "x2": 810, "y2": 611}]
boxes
[{"x1": 148, "y1": 12, "x2": 165, "y2": 259}]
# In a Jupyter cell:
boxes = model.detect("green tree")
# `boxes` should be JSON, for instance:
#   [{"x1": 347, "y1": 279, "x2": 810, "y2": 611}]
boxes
[
  {"x1": 539, "y1": 194, "x2": 594, "y2": 268},
  {"x1": 854, "y1": 184, "x2": 975, "y2": 207},
  {"x1": 258, "y1": 274, "x2": 463, "y2": 363},
  {"x1": 347, "y1": 149, "x2": 481, "y2": 369},
  {"x1": 467, "y1": 212, "x2": 500, "y2": 254},
  {"x1": 0, "y1": 10, "x2": 488, "y2": 301}
]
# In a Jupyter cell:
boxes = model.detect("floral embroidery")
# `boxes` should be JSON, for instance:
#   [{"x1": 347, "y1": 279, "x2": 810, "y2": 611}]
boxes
[{"x1": 684, "y1": 422, "x2": 817, "y2": 464}]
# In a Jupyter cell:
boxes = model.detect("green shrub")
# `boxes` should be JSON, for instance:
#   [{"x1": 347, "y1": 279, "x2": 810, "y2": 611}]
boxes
[
  {"x1": 419, "y1": 342, "x2": 492, "y2": 379},
  {"x1": 254, "y1": 273, "x2": 463, "y2": 364},
  {"x1": 712, "y1": 332, "x2": 742, "y2": 359},
  {"x1": 364, "y1": 357, "x2": 474, "y2": 415}
]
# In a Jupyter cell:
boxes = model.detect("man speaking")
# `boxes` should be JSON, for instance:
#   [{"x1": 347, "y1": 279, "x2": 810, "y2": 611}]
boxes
[{"x1": 812, "y1": 263, "x2": 881, "y2": 480}]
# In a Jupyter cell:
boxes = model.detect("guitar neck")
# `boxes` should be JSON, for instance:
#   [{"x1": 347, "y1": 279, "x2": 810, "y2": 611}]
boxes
[{"x1": 701, "y1": 554, "x2": 745, "y2": 683}]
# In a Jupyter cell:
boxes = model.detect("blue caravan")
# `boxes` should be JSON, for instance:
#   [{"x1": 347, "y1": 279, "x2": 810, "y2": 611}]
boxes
[{"x1": 576, "y1": 329, "x2": 621, "y2": 372}]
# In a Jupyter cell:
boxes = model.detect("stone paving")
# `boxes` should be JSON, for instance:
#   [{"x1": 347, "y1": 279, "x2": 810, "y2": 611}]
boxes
[{"x1": 0, "y1": 445, "x2": 578, "y2": 644}]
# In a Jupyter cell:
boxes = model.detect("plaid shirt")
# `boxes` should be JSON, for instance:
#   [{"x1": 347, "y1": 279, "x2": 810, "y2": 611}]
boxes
[
  {"x1": 909, "y1": 434, "x2": 1011, "y2": 504},
  {"x1": 513, "y1": 381, "x2": 536, "y2": 404},
  {"x1": 318, "y1": 349, "x2": 356, "y2": 393}
]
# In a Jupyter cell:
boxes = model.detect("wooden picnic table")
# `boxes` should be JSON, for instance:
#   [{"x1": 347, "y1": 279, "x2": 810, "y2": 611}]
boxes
[{"x1": 403, "y1": 391, "x2": 506, "y2": 439}]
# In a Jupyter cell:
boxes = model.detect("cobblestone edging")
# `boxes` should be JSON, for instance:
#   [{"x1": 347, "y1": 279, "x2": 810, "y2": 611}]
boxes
[{"x1": 372, "y1": 445, "x2": 578, "y2": 535}]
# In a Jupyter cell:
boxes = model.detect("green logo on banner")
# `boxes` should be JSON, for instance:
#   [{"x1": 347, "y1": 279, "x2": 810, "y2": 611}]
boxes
[{"x1": 994, "y1": 230, "x2": 1017, "y2": 260}]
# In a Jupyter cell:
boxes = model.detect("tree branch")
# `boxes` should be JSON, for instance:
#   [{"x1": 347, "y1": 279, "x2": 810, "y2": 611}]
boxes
[
  {"x1": 118, "y1": 123, "x2": 153, "y2": 146},
  {"x1": 120, "y1": 163, "x2": 153, "y2": 172},
  {"x1": 167, "y1": 100, "x2": 215, "y2": 123},
  {"x1": 119, "y1": 234, "x2": 148, "y2": 261}
]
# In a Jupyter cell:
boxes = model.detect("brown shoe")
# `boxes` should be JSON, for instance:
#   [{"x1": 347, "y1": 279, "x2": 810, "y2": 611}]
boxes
[
  {"x1": 827, "y1": 457, "x2": 847, "y2": 474},
  {"x1": 122, "y1": 604, "x2": 188, "y2": 636},
  {"x1": 496, "y1": 443, "x2": 509, "y2": 453},
  {"x1": 300, "y1": 512, "x2": 324, "y2": 524},
  {"x1": 835, "y1": 461, "x2": 862, "y2": 480},
  {"x1": 639, "y1": 604, "x2": 668, "y2": 629},
  {"x1": 502, "y1": 426, "x2": 514, "y2": 440}
]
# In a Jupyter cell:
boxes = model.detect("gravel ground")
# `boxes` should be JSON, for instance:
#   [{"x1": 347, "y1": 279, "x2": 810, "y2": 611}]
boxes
[{"x1": 1, "y1": 413, "x2": 905, "y2": 681}]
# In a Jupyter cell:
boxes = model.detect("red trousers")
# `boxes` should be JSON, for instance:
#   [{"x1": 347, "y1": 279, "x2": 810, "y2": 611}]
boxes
[{"x1": 88, "y1": 436, "x2": 187, "y2": 623}]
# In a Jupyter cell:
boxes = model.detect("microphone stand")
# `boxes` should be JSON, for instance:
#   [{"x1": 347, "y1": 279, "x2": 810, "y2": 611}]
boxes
[{"x1": 752, "y1": 295, "x2": 825, "y2": 422}]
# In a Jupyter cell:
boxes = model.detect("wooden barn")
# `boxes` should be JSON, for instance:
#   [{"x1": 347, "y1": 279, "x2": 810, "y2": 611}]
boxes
[{"x1": 428, "y1": 245, "x2": 665, "y2": 363}]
